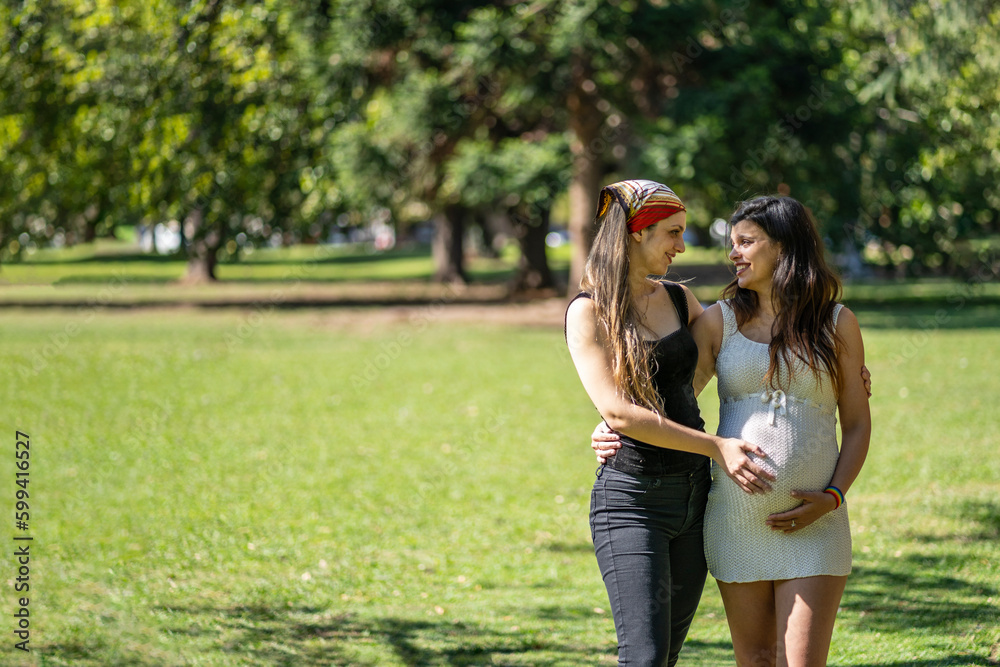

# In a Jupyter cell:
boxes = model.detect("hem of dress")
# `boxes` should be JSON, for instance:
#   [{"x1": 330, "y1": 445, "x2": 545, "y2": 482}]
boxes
[{"x1": 710, "y1": 566, "x2": 853, "y2": 583}]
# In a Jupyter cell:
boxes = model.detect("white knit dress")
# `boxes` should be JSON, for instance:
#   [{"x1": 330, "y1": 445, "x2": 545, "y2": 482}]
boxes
[{"x1": 704, "y1": 300, "x2": 852, "y2": 583}]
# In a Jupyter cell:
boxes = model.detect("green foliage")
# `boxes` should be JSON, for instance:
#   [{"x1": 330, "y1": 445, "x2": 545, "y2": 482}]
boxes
[
  {"x1": 828, "y1": 0, "x2": 1000, "y2": 276},
  {"x1": 1, "y1": 0, "x2": 337, "y2": 265},
  {"x1": 2, "y1": 0, "x2": 998, "y2": 280},
  {"x1": 443, "y1": 134, "x2": 570, "y2": 210}
]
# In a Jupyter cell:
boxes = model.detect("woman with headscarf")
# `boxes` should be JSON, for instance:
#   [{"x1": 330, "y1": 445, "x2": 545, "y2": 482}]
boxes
[{"x1": 565, "y1": 180, "x2": 775, "y2": 666}]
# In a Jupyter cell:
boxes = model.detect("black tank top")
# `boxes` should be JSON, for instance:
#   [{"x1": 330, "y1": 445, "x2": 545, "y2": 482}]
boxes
[{"x1": 565, "y1": 281, "x2": 708, "y2": 472}]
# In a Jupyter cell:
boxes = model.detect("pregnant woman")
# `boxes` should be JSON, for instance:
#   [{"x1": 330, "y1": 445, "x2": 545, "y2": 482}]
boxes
[{"x1": 691, "y1": 196, "x2": 872, "y2": 666}]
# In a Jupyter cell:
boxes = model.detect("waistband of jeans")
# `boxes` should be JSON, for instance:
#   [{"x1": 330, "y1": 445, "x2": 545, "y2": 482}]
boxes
[{"x1": 604, "y1": 443, "x2": 709, "y2": 477}]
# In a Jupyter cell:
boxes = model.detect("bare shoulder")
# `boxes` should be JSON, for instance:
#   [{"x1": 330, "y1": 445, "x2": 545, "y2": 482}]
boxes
[
  {"x1": 566, "y1": 294, "x2": 596, "y2": 322},
  {"x1": 835, "y1": 306, "x2": 862, "y2": 335},
  {"x1": 679, "y1": 284, "x2": 705, "y2": 324},
  {"x1": 690, "y1": 301, "x2": 725, "y2": 357},
  {"x1": 565, "y1": 296, "x2": 599, "y2": 346},
  {"x1": 692, "y1": 301, "x2": 724, "y2": 333},
  {"x1": 834, "y1": 306, "x2": 864, "y2": 348}
]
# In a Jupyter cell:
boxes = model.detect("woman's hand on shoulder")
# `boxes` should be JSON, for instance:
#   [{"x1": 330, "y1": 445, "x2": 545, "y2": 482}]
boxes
[
  {"x1": 836, "y1": 306, "x2": 872, "y2": 397},
  {"x1": 835, "y1": 308, "x2": 871, "y2": 408}
]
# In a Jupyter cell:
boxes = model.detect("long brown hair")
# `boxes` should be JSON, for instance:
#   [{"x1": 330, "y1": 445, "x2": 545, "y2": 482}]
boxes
[
  {"x1": 722, "y1": 196, "x2": 843, "y2": 394},
  {"x1": 580, "y1": 205, "x2": 664, "y2": 415}
]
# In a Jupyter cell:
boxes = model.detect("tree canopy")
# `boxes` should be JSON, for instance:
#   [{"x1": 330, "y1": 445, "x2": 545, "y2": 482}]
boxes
[{"x1": 1, "y1": 0, "x2": 996, "y2": 285}]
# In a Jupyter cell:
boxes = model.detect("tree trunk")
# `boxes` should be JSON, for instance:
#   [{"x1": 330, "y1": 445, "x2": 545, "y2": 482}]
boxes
[
  {"x1": 567, "y1": 152, "x2": 603, "y2": 292},
  {"x1": 476, "y1": 212, "x2": 500, "y2": 259},
  {"x1": 180, "y1": 208, "x2": 220, "y2": 283},
  {"x1": 566, "y1": 53, "x2": 606, "y2": 294},
  {"x1": 432, "y1": 204, "x2": 468, "y2": 284},
  {"x1": 509, "y1": 207, "x2": 557, "y2": 296},
  {"x1": 84, "y1": 219, "x2": 98, "y2": 243},
  {"x1": 183, "y1": 245, "x2": 218, "y2": 283}
]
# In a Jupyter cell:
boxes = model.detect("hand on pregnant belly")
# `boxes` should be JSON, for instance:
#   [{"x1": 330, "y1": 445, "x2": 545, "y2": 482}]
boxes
[
  {"x1": 764, "y1": 489, "x2": 838, "y2": 533},
  {"x1": 716, "y1": 437, "x2": 776, "y2": 495}
]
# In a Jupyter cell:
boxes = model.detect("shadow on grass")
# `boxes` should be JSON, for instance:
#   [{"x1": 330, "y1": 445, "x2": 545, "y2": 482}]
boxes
[
  {"x1": 953, "y1": 499, "x2": 1000, "y2": 540},
  {"x1": 151, "y1": 604, "x2": 607, "y2": 666},
  {"x1": 46, "y1": 270, "x2": 522, "y2": 287},
  {"x1": 842, "y1": 562, "x2": 997, "y2": 634},
  {"x1": 40, "y1": 638, "x2": 162, "y2": 667},
  {"x1": 21, "y1": 251, "x2": 187, "y2": 265},
  {"x1": 52, "y1": 275, "x2": 175, "y2": 285},
  {"x1": 907, "y1": 500, "x2": 1000, "y2": 544},
  {"x1": 844, "y1": 660, "x2": 998, "y2": 667},
  {"x1": 541, "y1": 541, "x2": 593, "y2": 554}
]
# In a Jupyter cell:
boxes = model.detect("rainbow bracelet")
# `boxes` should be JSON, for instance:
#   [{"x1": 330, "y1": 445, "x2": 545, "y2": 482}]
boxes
[{"x1": 824, "y1": 485, "x2": 845, "y2": 509}]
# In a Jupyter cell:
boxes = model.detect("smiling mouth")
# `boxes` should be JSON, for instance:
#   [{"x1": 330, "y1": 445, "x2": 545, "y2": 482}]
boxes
[{"x1": 735, "y1": 262, "x2": 749, "y2": 275}]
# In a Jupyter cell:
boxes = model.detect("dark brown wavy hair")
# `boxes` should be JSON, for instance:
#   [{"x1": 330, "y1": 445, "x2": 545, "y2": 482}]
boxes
[{"x1": 722, "y1": 196, "x2": 843, "y2": 394}]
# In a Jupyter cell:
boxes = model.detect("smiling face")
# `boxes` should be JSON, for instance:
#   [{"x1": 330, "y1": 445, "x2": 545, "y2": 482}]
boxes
[
  {"x1": 729, "y1": 219, "x2": 782, "y2": 292},
  {"x1": 630, "y1": 211, "x2": 687, "y2": 275}
]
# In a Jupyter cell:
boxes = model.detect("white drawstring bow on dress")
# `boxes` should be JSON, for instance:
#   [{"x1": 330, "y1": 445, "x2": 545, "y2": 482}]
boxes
[{"x1": 760, "y1": 389, "x2": 787, "y2": 426}]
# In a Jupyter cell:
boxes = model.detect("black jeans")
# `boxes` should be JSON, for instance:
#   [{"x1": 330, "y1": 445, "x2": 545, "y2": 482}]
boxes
[{"x1": 590, "y1": 464, "x2": 711, "y2": 667}]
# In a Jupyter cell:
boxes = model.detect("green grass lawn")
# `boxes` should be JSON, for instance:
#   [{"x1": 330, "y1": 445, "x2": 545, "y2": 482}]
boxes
[{"x1": 1, "y1": 304, "x2": 998, "y2": 666}]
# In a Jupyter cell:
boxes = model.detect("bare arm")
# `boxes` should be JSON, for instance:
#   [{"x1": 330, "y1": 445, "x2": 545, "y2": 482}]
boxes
[
  {"x1": 690, "y1": 303, "x2": 724, "y2": 397},
  {"x1": 827, "y1": 308, "x2": 872, "y2": 494},
  {"x1": 567, "y1": 296, "x2": 773, "y2": 494},
  {"x1": 768, "y1": 308, "x2": 872, "y2": 531}
]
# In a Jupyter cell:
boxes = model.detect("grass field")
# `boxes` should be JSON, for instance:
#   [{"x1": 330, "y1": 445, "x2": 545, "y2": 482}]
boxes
[
  {"x1": 0, "y1": 231, "x2": 732, "y2": 287},
  {"x1": 1, "y1": 293, "x2": 998, "y2": 665},
  {"x1": 3, "y1": 238, "x2": 999, "y2": 324}
]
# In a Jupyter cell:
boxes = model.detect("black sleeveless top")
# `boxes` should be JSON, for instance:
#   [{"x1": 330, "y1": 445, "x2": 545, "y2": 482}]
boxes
[{"x1": 566, "y1": 281, "x2": 708, "y2": 475}]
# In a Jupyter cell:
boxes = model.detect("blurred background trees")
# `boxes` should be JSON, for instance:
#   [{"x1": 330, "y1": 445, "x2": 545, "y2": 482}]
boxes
[{"x1": 1, "y1": 0, "x2": 997, "y2": 289}]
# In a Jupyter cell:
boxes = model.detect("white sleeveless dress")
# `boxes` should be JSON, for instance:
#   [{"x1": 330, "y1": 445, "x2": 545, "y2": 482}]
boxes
[{"x1": 704, "y1": 300, "x2": 852, "y2": 582}]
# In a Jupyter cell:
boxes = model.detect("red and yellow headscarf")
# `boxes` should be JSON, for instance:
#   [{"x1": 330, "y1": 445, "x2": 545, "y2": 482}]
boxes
[{"x1": 597, "y1": 179, "x2": 686, "y2": 234}]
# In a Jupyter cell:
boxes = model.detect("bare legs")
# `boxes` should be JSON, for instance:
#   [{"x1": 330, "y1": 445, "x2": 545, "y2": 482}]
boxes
[{"x1": 717, "y1": 575, "x2": 847, "y2": 667}]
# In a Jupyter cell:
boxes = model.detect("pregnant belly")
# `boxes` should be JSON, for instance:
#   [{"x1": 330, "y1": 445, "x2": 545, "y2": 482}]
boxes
[{"x1": 716, "y1": 401, "x2": 839, "y2": 513}]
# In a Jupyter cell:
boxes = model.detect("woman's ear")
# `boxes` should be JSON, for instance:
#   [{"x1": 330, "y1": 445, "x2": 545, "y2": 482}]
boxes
[{"x1": 630, "y1": 230, "x2": 643, "y2": 243}]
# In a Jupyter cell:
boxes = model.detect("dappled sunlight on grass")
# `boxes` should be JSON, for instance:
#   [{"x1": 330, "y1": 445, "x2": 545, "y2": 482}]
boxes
[{"x1": 1, "y1": 309, "x2": 997, "y2": 664}]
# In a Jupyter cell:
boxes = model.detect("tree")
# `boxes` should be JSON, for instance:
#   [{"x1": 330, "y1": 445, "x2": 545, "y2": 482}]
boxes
[
  {"x1": 453, "y1": 0, "x2": 865, "y2": 289},
  {"x1": 0, "y1": 0, "x2": 334, "y2": 281},
  {"x1": 826, "y1": 0, "x2": 1000, "y2": 277},
  {"x1": 443, "y1": 134, "x2": 570, "y2": 292},
  {"x1": 325, "y1": 1, "x2": 513, "y2": 284},
  {"x1": 144, "y1": 0, "x2": 328, "y2": 282}
]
